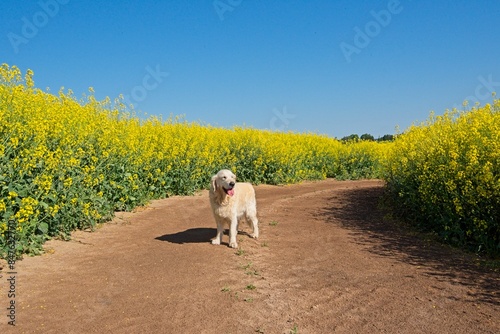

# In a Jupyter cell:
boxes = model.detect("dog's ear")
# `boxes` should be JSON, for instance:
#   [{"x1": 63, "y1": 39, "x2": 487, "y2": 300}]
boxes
[{"x1": 211, "y1": 175, "x2": 218, "y2": 191}]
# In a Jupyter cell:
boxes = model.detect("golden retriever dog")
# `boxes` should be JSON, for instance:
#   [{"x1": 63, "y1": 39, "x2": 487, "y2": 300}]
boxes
[{"x1": 209, "y1": 169, "x2": 259, "y2": 248}]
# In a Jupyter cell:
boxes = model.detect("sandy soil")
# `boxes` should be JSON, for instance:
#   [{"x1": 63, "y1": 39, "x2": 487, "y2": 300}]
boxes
[{"x1": 0, "y1": 179, "x2": 498, "y2": 333}]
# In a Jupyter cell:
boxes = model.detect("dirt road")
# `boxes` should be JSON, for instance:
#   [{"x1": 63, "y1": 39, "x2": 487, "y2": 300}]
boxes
[{"x1": 1, "y1": 179, "x2": 498, "y2": 333}]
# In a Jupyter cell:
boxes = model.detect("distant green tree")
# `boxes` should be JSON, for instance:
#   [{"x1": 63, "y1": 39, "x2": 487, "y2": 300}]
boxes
[
  {"x1": 341, "y1": 134, "x2": 359, "y2": 142},
  {"x1": 360, "y1": 133, "x2": 375, "y2": 141},
  {"x1": 377, "y1": 134, "x2": 394, "y2": 142}
]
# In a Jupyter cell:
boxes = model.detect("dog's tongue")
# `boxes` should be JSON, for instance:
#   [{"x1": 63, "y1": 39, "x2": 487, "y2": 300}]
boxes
[{"x1": 227, "y1": 189, "x2": 235, "y2": 197}]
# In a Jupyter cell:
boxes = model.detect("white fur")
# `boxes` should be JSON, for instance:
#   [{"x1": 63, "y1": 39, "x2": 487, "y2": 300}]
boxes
[{"x1": 209, "y1": 169, "x2": 259, "y2": 248}]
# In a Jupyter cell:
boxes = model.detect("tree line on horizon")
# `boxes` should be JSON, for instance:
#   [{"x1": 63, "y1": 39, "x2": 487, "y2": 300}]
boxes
[{"x1": 340, "y1": 133, "x2": 394, "y2": 142}]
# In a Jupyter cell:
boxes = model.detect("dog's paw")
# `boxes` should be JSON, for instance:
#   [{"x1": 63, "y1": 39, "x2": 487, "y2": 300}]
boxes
[
  {"x1": 251, "y1": 233, "x2": 259, "y2": 239},
  {"x1": 211, "y1": 239, "x2": 221, "y2": 245},
  {"x1": 229, "y1": 241, "x2": 238, "y2": 248}
]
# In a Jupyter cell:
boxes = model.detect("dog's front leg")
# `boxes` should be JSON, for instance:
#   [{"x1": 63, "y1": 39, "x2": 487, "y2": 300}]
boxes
[
  {"x1": 228, "y1": 215, "x2": 238, "y2": 248},
  {"x1": 211, "y1": 218, "x2": 224, "y2": 245}
]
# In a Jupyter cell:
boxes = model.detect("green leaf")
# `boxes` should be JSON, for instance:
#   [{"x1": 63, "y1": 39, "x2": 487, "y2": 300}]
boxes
[{"x1": 37, "y1": 222, "x2": 49, "y2": 234}]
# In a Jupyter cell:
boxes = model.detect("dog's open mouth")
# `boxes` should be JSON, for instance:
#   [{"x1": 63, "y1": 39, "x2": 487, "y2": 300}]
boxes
[{"x1": 224, "y1": 186, "x2": 235, "y2": 197}]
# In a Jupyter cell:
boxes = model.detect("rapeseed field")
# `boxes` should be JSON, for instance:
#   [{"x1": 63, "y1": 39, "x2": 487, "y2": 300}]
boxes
[
  {"x1": 384, "y1": 98, "x2": 500, "y2": 256},
  {"x1": 2, "y1": 64, "x2": 498, "y2": 257}
]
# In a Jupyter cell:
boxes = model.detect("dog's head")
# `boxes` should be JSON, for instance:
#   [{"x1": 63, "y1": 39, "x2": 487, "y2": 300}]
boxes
[{"x1": 211, "y1": 169, "x2": 236, "y2": 197}]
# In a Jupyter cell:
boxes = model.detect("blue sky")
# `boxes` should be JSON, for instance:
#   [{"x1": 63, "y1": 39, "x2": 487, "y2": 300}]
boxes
[{"x1": 2, "y1": 0, "x2": 499, "y2": 138}]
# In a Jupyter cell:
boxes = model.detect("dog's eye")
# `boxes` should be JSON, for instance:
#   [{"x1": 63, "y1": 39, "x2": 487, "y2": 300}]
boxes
[{"x1": 222, "y1": 176, "x2": 226, "y2": 180}]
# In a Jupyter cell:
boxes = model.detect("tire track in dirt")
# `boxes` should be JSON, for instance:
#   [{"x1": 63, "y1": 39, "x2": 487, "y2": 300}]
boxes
[{"x1": 0, "y1": 179, "x2": 498, "y2": 333}]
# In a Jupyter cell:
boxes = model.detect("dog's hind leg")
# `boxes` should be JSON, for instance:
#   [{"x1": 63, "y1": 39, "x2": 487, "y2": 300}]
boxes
[{"x1": 247, "y1": 212, "x2": 259, "y2": 239}]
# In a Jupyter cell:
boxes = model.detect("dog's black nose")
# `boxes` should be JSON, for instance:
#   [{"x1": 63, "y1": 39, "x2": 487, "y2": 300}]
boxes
[{"x1": 229, "y1": 182, "x2": 235, "y2": 187}]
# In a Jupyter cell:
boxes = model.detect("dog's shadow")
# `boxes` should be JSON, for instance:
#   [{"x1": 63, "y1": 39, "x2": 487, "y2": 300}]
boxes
[
  {"x1": 155, "y1": 228, "x2": 253, "y2": 245},
  {"x1": 156, "y1": 228, "x2": 216, "y2": 244}
]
